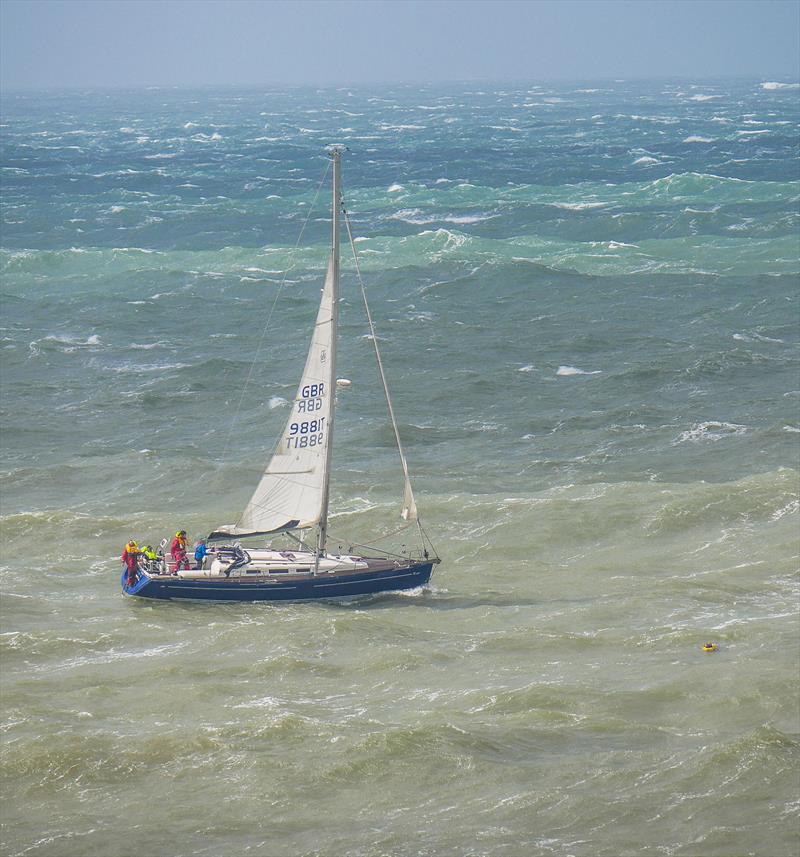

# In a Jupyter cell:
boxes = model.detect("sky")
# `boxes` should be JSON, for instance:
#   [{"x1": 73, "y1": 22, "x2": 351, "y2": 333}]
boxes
[{"x1": 1, "y1": 0, "x2": 798, "y2": 90}]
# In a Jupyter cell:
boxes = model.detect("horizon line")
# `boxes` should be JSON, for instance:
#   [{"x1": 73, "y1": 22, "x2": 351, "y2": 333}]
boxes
[{"x1": 2, "y1": 74, "x2": 799, "y2": 95}]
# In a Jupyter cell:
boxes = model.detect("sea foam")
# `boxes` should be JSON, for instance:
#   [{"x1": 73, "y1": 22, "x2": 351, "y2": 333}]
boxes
[{"x1": 556, "y1": 366, "x2": 602, "y2": 377}]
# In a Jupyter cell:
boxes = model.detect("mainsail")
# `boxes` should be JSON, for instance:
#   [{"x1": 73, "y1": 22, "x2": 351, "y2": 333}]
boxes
[{"x1": 219, "y1": 254, "x2": 337, "y2": 537}]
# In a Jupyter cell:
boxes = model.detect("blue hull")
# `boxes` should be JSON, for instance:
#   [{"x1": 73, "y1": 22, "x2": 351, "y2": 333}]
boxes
[{"x1": 122, "y1": 562, "x2": 434, "y2": 602}]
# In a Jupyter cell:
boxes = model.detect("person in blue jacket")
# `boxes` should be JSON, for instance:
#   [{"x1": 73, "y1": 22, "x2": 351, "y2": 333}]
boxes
[{"x1": 194, "y1": 539, "x2": 208, "y2": 570}]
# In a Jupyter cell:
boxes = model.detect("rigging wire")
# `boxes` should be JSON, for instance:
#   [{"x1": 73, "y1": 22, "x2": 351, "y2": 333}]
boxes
[{"x1": 340, "y1": 189, "x2": 420, "y2": 530}]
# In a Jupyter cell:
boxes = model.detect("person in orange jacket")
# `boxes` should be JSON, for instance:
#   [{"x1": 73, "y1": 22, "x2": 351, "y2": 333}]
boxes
[
  {"x1": 121, "y1": 540, "x2": 141, "y2": 587},
  {"x1": 170, "y1": 530, "x2": 190, "y2": 572}
]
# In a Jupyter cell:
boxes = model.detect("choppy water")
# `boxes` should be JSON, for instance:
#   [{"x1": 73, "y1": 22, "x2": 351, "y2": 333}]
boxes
[{"x1": 2, "y1": 80, "x2": 799, "y2": 857}]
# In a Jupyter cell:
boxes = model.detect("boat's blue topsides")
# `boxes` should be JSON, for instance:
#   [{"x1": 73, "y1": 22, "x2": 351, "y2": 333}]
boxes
[{"x1": 122, "y1": 559, "x2": 434, "y2": 602}]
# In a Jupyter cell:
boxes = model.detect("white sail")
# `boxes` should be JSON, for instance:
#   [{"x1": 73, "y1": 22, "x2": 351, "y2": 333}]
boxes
[{"x1": 226, "y1": 254, "x2": 337, "y2": 536}]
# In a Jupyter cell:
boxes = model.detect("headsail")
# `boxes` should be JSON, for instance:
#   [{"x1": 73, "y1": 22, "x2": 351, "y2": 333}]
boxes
[{"x1": 215, "y1": 254, "x2": 337, "y2": 538}]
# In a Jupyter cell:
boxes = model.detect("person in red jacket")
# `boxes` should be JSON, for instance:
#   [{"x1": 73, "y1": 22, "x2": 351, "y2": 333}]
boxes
[
  {"x1": 170, "y1": 530, "x2": 190, "y2": 573},
  {"x1": 121, "y1": 540, "x2": 140, "y2": 587}
]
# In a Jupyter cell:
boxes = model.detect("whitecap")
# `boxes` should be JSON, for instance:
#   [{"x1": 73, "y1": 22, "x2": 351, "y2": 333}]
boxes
[
  {"x1": 556, "y1": 366, "x2": 602, "y2": 377},
  {"x1": 734, "y1": 331, "x2": 784, "y2": 344},
  {"x1": 673, "y1": 421, "x2": 747, "y2": 444},
  {"x1": 683, "y1": 136, "x2": 715, "y2": 143},
  {"x1": 390, "y1": 208, "x2": 432, "y2": 224},
  {"x1": 387, "y1": 183, "x2": 405, "y2": 193},
  {"x1": 38, "y1": 333, "x2": 102, "y2": 348},
  {"x1": 761, "y1": 81, "x2": 800, "y2": 90},
  {"x1": 378, "y1": 124, "x2": 425, "y2": 131},
  {"x1": 771, "y1": 499, "x2": 799, "y2": 520},
  {"x1": 268, "y1": 396, "x2": 289, "y2": 409},
  {"x1": 444, "y1": 214, "x2": 496, "y2": 224},
  {"x1": 110, "y1": 361, "x2": 190, "y2": 374},
  {"x1": 551, "y1": 201, "x2": 608, "y2": 211},
  {"x1": 633, "y1": 156, "x2": 661, "y2": 165}
]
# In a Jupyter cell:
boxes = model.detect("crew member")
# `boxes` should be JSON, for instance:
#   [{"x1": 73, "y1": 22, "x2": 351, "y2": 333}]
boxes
[
  {"x1": 121, "y1": 540, "x2": 140, "y2": 587},
  {"x1": 141, "y1": 544, "x2": 158, "y2": 571},
  {"x1": 170, "y1": 530, "x2": 190, "y2": 572},
  {"x1": 194, "y1": 539, "x2": 208, "y2": 570}
]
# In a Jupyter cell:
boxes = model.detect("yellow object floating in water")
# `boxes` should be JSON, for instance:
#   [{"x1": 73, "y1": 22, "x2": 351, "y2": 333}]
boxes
[{"x1": 702, "y1": 642, "x2": 717, "y2": 652}]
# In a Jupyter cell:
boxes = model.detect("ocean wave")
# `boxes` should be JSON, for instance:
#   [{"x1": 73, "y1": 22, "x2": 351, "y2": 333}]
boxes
[
  {"x1": 28, "y1": 334, "x2": 102, "y2": 355},
  {"x1": 389, "y1": 208, "x2": 495, "y2": 226},
  {"x1": 642, "y1": 468, "x2": 799, "y2": 535},
  {"x1": 109, "y1": 361, "x2": 191, "y2": 374},
  {"x1": 4, "y1": 227, "x2": 797, "y2": 284},
  {"x1": 556, "y1": 365, "x2": 602, "y2": 377},
  {"x1": 550, "y1": 201, "x2": 609, "y2": 211},
  {"x1": 344, "y1": 172, "x2": 800, "y2": 217},
  {"x1": 770, "y1": 499, "x2": 799, "y2": 521},
  {"x1": 673, "y1": 421, "x2": 747, "y2": 444}
]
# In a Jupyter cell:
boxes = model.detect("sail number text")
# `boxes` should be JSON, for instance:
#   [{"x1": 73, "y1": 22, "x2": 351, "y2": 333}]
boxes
[
  {"x1": 287, "y1": 385, "x2": 326, "y2": 448},
  {"x1": 286, "y1": 417, "x2": 325, "y2": 449},
  {"x1": 296, "y1": 383, "x2": 324, "y2": 413}
]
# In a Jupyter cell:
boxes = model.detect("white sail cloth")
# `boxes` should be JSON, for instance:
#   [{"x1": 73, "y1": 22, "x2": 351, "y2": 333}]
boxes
[{"x1": 224, "y1": 255, "x2": 337, "y2": 536}]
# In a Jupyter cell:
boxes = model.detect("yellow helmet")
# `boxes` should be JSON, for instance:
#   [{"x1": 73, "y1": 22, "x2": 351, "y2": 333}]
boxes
[{"x1": 127, "y1": 540, "x2": 138, "y2": 549}]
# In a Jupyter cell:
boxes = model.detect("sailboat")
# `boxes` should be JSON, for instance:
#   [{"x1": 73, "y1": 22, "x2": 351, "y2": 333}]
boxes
[{"x1": 123, "y1": 148, "x2": 439, "y2": 602}]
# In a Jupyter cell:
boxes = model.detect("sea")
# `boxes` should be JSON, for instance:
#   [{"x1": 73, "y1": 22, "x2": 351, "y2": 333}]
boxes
[{"x1": 1, "y1": 79, "x2": 799, "y2": 857}]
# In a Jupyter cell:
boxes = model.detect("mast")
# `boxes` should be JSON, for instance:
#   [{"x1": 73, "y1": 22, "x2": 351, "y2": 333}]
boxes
[{"x1": 316, "y1": 147, "x2": 342, "y2": 564}]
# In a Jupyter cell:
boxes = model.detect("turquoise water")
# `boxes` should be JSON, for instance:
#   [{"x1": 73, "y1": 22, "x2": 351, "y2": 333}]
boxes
[{"x1": 1, "y1": 80, "x2": 799, "y2": 856}]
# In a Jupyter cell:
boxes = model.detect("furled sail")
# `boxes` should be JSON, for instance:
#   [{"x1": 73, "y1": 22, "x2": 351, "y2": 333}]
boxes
[{"x1": 215, "y1": 255, "x2": 337, "y2": 537}]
